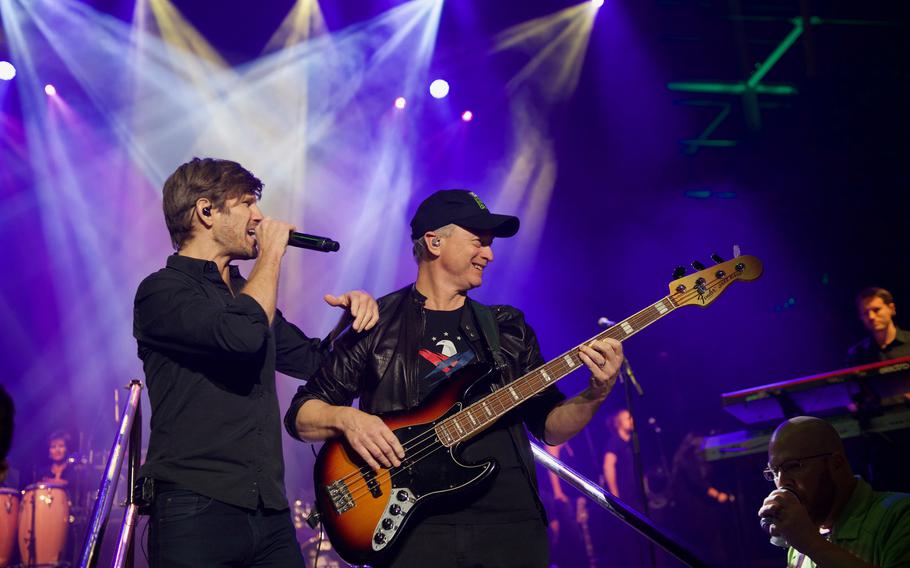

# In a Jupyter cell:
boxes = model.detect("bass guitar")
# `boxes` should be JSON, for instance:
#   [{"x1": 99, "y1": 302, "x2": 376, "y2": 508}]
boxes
[{"x1": 313, "y1": 255, "x2": 763, "y2": 564}]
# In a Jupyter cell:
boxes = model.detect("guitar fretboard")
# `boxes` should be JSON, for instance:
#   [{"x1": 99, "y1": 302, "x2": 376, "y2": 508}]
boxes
[{"x1": 434, "y1": 295, "x2": 680, "y2": 446}]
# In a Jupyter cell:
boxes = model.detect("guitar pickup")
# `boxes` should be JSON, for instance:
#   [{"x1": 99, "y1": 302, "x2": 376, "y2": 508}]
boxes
[
  {"x1": 326, "y1": 480, "x2": 355, "y2": 514},
  {"x1": 362, "y1": 468, "x2": 383, "y2": 498}
]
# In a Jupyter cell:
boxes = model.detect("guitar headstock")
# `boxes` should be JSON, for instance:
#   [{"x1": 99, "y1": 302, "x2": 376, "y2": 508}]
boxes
[{"x1": 669, "y1": 254, "x2": 763, "y2": 308}]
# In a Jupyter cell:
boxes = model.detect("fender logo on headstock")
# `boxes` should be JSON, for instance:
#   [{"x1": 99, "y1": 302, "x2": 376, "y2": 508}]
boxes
[{"x1": 698, "y1": 270, "x2": 739, "y2": 304}]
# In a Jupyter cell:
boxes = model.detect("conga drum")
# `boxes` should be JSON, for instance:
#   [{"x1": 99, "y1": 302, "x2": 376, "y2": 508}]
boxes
[
  {"x1": 0, "y1": 488, "x2": 20, "y2": 567},
  {"x1": 18, "y1": 482, "x2": 70, "y2": 566}
]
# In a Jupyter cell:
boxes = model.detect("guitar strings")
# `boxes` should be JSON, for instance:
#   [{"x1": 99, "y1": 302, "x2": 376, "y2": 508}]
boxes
[
  {"x1": 334, "y1": 283, "x2": 719, "y2": 505},
  {"x1": 331, "y1": 294, "x2": 675, "y2": 502},
  {"x1": 332, "y1": 287, "x2": 670, "y2": 491},
  {"x1": 326, "y1": 280, "x2": 723, "y2": 504},
  {"x1": 331, "y1": 287, "x2": 695, "y2": 501}
]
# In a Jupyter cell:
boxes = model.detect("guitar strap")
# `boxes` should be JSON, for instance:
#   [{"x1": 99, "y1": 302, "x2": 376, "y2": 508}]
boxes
[
  {"x1": 470, "y1": 301, "x2": 555, "y2": 523},
  {"x1": 469, "y1": 301, "x2": 510, "y2": 385}
]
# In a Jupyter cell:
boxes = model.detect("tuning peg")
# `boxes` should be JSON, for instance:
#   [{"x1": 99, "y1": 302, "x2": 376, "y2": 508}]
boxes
[
  {"x1": 710, "y1": 253, "x2": 725, "y2": 264},
  {"x1": 691, "y1": 260, "x2": 706, "y2": 271},
  {"x1": 672, "y1": 266, "x2": 686, "y2": 279}
]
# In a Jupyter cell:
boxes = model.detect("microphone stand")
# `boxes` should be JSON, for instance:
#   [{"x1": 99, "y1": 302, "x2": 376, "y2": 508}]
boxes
[
  {"x1": 619, "y1": 355, "x2": 658, "y2": 568},
  {"x1": 647, "y1": 417, "x2": 672, "y2": 512}
]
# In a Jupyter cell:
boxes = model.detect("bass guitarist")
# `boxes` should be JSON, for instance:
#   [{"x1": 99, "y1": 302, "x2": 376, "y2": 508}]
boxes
[{"x1": 285, "y1": 189, "x2": 623, "y2": 567}]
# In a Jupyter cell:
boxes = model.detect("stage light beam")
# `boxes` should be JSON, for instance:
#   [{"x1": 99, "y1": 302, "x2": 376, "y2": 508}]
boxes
[
  {"x1": 429, "y1": 78, "x2": 449, "y2": 99},
  {"x1": 44, "y1": 84, "x2": 57, "y2": 96},
  {"x1": 394, "y1": 96, "x2": 407, "y2": 109},
  {"x1": 0, "y1": 61, "x2": 15, "y2": 81},
  {"x1": 461, "y1": 110, "x2": 473, "y2": 122}
]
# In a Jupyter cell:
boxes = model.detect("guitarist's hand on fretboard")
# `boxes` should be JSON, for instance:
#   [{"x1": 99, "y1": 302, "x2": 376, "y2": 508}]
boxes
[
  {"x1": 578, "y1": 338, "x2": 623, "y2": 398},
  {"x1": 338, "y1": 407, "x2": 406, "y2": 470}
]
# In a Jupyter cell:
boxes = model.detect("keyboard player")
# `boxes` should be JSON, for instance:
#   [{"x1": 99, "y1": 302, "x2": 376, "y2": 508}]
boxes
[
  {"x1": 844, "y1": 287, "x2": 910, "y2": 493},
  {"x1": 847, "y1": 287, "x2": 910, "y2": 366}
]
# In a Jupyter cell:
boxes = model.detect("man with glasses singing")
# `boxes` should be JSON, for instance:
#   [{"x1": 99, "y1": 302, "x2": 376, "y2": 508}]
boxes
[{"x1": 757, "y1": 416, "x2": 910, "y2": 567}]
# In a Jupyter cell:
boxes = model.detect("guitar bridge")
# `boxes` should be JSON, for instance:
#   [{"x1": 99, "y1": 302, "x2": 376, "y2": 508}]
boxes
[{"x1": 326, "y1": 480, "x2": 355, "y2": 514}]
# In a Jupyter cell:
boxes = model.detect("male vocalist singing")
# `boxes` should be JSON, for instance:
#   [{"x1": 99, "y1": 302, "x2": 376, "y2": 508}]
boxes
[{"x1": 133, "y1": 157, "x2": 378, "y2": 567}]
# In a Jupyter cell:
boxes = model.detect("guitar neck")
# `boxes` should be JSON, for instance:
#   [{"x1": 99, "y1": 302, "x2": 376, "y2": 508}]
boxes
[{"x1": 435, "y1": 295, "x2": 679, "y2": 446}]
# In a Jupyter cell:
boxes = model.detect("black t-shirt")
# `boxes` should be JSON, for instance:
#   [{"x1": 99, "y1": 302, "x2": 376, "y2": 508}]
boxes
[
  {"x1": 604, "y1": 435, "x2": 642, "y2": 507},
  {"x1": 416, "y1": 307, "x2": 539, "y2": 524},
  {"x1": 416, "y1": 308, "x2": 477, "y2": 399}
]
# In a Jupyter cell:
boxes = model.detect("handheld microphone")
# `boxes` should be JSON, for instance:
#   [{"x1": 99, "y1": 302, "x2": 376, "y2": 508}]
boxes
[
  {"x1": 760, "y1": 487, "x2": 798, "y2": 548},
  {"x1": 288, "y1": 232, "x2": 340, "y2": 253},
  {"x1": 597, "y1": 317, "x2": 617, "y2": 327}
]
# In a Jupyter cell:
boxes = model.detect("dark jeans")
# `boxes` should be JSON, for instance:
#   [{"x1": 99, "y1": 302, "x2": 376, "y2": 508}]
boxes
[
  {"x1": 377, "y1": 519, "x2": 549, "y2": 568},
  {"x1": 148, "y1": 488, "x2": 304, "y2": 568}
]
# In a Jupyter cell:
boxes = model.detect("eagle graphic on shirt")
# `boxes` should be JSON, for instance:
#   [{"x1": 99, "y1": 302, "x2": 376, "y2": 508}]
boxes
[{"x1": 419, "y1": 337, "x2": 475, "y2": 384}]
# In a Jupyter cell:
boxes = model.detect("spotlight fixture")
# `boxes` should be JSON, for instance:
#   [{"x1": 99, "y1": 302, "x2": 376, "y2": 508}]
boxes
[
  {"x1": 44, "y1": 84, "x2": 57, "y2": 96},
  {"x1": 591, "y1": 0, "x2": 605, "y2": 7},
  {"x1": 0, "y1": 61, "x2": 15, "y2": 81},
  {"x1": 429, "y1": 79, "x2": 449, "y2": 99},
  {"x1": 394, "y1": 96, "x2": 407, "y2": 109},
  {"x1": 461, "y1": 110, "x2": 473, "y2": 122}
]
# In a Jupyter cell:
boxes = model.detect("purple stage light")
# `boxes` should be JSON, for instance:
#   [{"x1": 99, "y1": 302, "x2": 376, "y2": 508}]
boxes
[
  {"x1": 429, "y1": 79, "x2": 449, "y2": 99},
  {"x1": 0, "y1": 61, "x2": 15, "y2": 81},
  {"x1": 461, "y1": 110, "x2": 473, "y2": 122},
  {"x1": 44, "y1": 84, "x2": 57, "y2": 96},
  {"x1": 394, "y1": 96, "x2": 407, "y2": 109}
]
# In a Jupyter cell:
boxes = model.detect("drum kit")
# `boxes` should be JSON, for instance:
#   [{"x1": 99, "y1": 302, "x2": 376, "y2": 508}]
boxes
[
  {"x1": 0, "y1": 482, "x2": 72, "y2": 567},
  {"x1": 3, "y1": 479, "x2": 342, "y2": 567},
  {"x1": 0, "y1": 450, "x2": 101, "y2": 568}
]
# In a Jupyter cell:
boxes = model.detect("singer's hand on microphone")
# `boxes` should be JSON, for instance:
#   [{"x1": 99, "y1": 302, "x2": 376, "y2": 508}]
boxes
[
  {"x1": 758, "y1": 488, "x2": 822, "y2": 553},
  {"x1": 255, "y1": 218, "x2": 296, "y2": 258}
]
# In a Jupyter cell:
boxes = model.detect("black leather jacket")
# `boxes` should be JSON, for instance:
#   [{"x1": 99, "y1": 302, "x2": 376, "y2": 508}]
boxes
[{"x1": 284, "y1": 284, "x2": 566, "y2": 515}]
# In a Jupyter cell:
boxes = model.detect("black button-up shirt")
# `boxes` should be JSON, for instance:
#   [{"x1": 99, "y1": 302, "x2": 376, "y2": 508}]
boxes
[
  {"x1": 134, "y1": 254, "x2": 328, "y2": 510},
  {"x1": 847, "y1": 328, "x2": 910, "y2": 366}
]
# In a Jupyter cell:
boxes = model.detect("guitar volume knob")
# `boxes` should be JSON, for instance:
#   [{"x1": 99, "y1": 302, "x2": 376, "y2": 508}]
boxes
[
  {"x1": 396, "y1": 490, "x2": 409, "y2": 502},
  {"x1": 374, "y1": 532, "x2": 386, "y2": 544},
  {"x1": 389, "y1": 504, "x2": 401, "y2": 515},
  {"x1": 382, "y1": 518, "x2": 394, "y2": 530}
]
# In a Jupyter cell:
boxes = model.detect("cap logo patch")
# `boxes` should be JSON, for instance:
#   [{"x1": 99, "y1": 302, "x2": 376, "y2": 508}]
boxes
[{"x1": 468, "y1": 192, "x2": 487, "y2": 210}]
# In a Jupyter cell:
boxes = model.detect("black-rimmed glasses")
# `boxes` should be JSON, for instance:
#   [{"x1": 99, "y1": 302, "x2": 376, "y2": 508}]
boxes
[{"x1": 762, "y1": 452, "x2": 833, "y2": 481}]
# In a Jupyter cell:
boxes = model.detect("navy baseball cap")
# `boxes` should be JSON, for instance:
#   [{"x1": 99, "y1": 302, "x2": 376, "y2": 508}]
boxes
[{"x1": 409, "y1": 189, "x2": 520, "y2": 240}]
